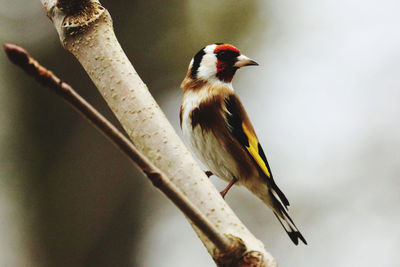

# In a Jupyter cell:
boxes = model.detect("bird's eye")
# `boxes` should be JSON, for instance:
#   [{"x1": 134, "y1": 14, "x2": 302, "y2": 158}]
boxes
[
  {"x1": 217, "y1": 50, "x2": 240, "y2": 62},
  {"x1": 217, "y1": 51, "x2": 230, "y2": 61}
]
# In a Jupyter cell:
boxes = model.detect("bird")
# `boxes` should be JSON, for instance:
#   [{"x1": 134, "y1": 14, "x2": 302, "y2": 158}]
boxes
[{"x1": 179, "y1": 43, "x2": 307, "y2": 245}]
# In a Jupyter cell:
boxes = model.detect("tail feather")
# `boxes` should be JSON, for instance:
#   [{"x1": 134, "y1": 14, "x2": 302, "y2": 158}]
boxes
[
  {"x1": 270, "y1": 182, "x2": 290, "y2": 208},
  {"x1": 270, "y1": 188, "x2": 289, "y2": 211},
  {"x1": 269, "y1": 189, "x2": 307, "y2": 245},
  {"x1": 273, "y1": 211, "x2": 307, "y2": 245}
]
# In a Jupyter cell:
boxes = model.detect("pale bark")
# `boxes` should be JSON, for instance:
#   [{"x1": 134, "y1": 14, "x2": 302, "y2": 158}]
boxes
[{"x1": 38, "y1": 0, "x2": 277, "y2": 265}]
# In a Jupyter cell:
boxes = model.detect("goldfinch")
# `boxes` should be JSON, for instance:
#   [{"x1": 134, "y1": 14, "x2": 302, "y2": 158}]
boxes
[{"x1": 180, "y1": 43, "x2": 307, "y2": 245}]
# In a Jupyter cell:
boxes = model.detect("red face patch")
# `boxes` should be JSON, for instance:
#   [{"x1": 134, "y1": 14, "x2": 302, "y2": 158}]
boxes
[
  {"x1": 214, "y1": 44, "x2": 241, "y2": 82},
  {"x1": 214, "y1": 44, "x2": 240, "y2": 54}
]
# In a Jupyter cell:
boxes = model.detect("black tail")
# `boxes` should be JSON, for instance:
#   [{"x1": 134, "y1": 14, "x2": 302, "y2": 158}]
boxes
[
  {"x1": 273, "y1": 211, "x2": 307, "y2": 245},
  {"x1": 270, "y1": 188, "x2": 307, "y2": 245}
]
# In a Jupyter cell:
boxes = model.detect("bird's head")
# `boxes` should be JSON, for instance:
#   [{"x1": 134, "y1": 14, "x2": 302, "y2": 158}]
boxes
[{"x1": 187, "y1": 43, "x2": 258, "y2": 84}]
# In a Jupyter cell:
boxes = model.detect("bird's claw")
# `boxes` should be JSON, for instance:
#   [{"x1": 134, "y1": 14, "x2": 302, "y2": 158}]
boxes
[{"x1": 205, "y1": 171, "x2": 213, "y2": 177}]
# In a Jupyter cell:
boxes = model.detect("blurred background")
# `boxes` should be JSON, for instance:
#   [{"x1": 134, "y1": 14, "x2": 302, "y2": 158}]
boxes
[{"x1": 1, "y1": 0, "x2": 399, "y2": 266}]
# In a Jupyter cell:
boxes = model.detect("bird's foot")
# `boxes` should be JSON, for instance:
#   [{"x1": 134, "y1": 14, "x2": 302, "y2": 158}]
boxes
[
  {"x1": 205, "y1": 171, "x2": 213, "y2": 178},
  {"x1": 219, "y1": 178, "x2": 237, "y2": 199}
]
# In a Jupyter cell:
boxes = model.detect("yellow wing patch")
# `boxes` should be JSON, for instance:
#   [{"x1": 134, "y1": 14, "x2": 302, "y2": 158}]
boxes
[{"x1": 242, "y1": 123, "x2": 271, "y2": 178}]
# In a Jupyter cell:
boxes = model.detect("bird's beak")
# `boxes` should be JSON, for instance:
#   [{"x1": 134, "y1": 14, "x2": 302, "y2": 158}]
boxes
[{"x1": 234, "y1": 54, "x2": 259, "y2": 68}]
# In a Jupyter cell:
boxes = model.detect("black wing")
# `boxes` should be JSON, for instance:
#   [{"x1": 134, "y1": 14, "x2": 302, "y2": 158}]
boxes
[{"x1": 224, "y1": 94, "x2": 290, "y2": 207}]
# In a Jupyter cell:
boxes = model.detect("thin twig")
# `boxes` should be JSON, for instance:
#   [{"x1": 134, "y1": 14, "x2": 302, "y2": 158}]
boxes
[{"x1": 3, "y1": 42, "x2": 237, "y2": 253}]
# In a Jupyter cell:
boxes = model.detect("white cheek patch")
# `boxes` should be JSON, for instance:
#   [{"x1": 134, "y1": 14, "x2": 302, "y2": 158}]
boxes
[
  {"x1": 197, "y1": 44, "x2": 217, "y2": 81},
  {"x1": 197, "y1": 54, "x2": 217, "y2": 80}
]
